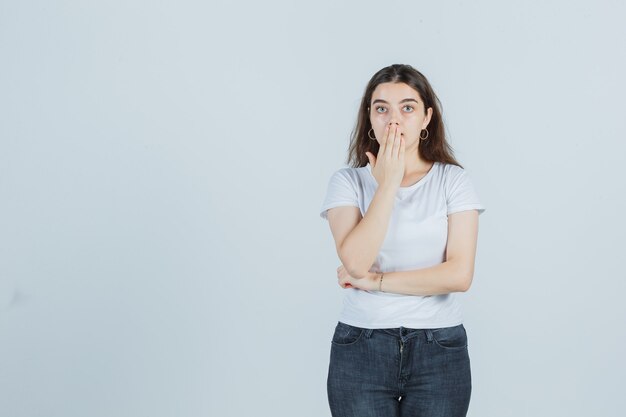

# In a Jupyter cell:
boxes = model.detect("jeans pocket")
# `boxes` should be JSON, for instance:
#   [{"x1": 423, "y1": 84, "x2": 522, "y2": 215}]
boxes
[
  {"x1": 431, "y1": 324, "x2": 468, "y2": 350},
  {"x1": 331, "y1": 321, "x2": 364, "y2": 346}
]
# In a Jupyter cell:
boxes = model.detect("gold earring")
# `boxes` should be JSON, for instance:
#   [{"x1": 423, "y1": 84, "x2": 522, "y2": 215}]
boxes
[
  {"x1": 419, "y1": 128, "x2": 429, "y2": 140},
  {"x1": 368, "y1": 128, "x2": 377, "y2": 140}
]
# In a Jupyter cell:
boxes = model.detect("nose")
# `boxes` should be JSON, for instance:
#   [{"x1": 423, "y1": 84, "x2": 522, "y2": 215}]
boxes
[
  {"x1": 387, "y1": 109, "x2": 401, "y2": 126},
  {"x1": 387, "y1": 120, "x2": 400, "y2": 131}
]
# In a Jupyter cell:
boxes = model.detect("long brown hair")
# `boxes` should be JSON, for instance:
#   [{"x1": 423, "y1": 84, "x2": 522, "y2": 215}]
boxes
[{"x1": 347, "y1": 64, "x2": 462, "y2": 169}]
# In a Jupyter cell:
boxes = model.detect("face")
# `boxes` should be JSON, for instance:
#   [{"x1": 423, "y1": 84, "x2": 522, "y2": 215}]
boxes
[{"x1": 368, "y1": 82, "x2": 433, "y2": 147}]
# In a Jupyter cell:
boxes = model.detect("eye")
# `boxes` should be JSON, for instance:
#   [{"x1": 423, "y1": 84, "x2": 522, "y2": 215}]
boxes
[
  {"x1": 403, "y1": 105, "x2": 414, "y2": 112},
  {"x1": 375, "y1": 106, "x2": 386, "y2": 113}
]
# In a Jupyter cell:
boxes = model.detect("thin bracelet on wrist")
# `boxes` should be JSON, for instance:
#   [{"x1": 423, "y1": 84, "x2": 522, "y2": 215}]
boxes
[{"x1": 379, "y1": 273, "x2": 384, "y2": 292}]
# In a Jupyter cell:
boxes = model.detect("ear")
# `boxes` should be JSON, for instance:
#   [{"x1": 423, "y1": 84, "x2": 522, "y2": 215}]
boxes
[{"x1": 423, "y1": 107, "x2": 433, "y2": 128}]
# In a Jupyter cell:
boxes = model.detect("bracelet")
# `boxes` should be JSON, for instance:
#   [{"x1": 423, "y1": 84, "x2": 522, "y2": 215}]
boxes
[{"x1": 379, "y1": 273, "x2": 384, "y2": 292}]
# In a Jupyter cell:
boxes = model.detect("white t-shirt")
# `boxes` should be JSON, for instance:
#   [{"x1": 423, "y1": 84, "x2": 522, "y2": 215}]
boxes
[{"x1": 320, "y1": 161, "x2": 486, "y2": 329}]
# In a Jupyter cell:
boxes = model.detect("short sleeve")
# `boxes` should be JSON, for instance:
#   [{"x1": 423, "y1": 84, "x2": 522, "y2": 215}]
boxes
[
  {"x1": 445, "y1": 167, "x2": 486, "y2": 216},
  {"x1": 319, "y1": 169, "x2": 360, "y2": 220}
]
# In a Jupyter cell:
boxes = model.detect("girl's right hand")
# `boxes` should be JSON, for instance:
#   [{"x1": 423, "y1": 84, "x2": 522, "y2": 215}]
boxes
[{"x1": 365, "y1": 124, "x2": 405, "y2": 189}]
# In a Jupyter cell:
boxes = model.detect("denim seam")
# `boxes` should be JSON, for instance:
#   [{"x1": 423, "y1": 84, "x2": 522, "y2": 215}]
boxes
[{"x1": 331, "y1": 328, "x2": 365, "y2": 346}]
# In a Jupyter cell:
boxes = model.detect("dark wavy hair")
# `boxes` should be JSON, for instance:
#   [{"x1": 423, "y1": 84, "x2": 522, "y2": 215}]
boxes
[{"x1": 347, "y1": 64, "x2": 462, "y2": 169}]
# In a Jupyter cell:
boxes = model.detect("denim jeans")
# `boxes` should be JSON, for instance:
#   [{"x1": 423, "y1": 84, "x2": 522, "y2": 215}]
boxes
[{"x1": 327, "y1": 321, "x2": 472, "y2": 417}]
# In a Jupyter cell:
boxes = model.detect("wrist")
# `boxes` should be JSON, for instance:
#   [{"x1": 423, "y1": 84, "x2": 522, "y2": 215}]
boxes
[
  {"x1": 377, "y1": 184, "x2": 398, "y2": 196},
  {"x1": 377, "y1": 272, "x2": 384, "y2": 292}
]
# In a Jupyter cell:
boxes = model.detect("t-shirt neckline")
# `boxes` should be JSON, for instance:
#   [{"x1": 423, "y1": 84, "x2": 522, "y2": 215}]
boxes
[{"x1": 366, "y1": 161, "x2": 438, "y2": 193}]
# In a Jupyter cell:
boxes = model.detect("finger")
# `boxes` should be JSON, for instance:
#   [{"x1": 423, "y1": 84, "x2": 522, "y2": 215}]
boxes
[
  {"x1": 399, "y1": 135, "x2": 405, "y2": 158},
  {"x1": 392, "y1": 130, "x2": 401, "y2": 158},
  {"x1": 379, "y1": 124, "x2": 391, "y2": 156},
  {"x1": 383, "y1": 124, "x2": 393, "y2": 158},
  {"x1": 385, "y1": 124, "x2": 398, "y2": 159}
]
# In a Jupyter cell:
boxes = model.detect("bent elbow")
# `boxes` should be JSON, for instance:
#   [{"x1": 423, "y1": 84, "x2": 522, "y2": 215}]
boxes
[
  {"x1": 458, "y1": 272, "x2": 474, "y2": 292},
  {"x1": 458, "y1": 280, "x2": 471, "y2": 292},
  {"x1": 346, "y1": 265, "x2": 369, "y2": 279},
  {"x1": 342, "y1": 258, "x2": 369, "y2": 278},
  {"x1": 338, "y1": 249, "x2": 370, "y2": 279}
]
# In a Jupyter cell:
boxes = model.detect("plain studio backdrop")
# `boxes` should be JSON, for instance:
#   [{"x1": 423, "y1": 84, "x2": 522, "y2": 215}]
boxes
[{"x1": 1, "y1": 1, "x2": 625, "y2": 416}]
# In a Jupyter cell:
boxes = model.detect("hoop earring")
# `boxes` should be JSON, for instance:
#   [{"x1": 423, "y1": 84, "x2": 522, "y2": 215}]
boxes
[
  {"x1": 419, "y1": 128, "x2": 429, "y2": 140},
  {"x1": 368, "y1": 128, "x2": 377, "y2": 140}
]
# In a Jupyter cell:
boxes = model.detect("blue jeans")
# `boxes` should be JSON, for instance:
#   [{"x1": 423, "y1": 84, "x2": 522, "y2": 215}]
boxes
[{"x1": 327, "y1": 321, "x2": 472, "y2": 417}]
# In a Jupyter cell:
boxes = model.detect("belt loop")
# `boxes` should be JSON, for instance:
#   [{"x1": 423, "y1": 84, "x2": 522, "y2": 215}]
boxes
[
  {"x1": 365, "y1": 328, "x2": 374, "y2": 338},
  {"x1": 425, "y1": 329, "x2": 433, "y2": 343}
]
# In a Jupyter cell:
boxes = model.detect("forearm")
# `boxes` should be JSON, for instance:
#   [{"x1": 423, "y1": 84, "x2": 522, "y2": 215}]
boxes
[
  {"x1": 340, "y1": 185, "x2": 397, "y2": 277},
  {"x1": 379, "y1": 261, "x2": 469, "y2": 296}
]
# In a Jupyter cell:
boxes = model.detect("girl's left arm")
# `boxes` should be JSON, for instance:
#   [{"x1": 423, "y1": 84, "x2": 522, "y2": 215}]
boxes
[{"x1": 339, "y1": 210, "x2": 480, "y2": 296}]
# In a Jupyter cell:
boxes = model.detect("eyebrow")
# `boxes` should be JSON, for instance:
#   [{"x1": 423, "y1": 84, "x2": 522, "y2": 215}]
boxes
[{"x1": 372, "y1": 98, "x2": 419, "y2": 105}]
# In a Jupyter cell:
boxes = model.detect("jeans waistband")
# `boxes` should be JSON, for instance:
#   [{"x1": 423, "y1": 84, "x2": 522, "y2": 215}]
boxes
[{"x1": 363, "y1": 326, "x2": 436, "y2": 342}]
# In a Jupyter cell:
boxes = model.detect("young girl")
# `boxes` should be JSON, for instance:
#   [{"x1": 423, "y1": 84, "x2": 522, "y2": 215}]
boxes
[{"x1": 320, "y1": 64, "x2": 486, "y2": 417}]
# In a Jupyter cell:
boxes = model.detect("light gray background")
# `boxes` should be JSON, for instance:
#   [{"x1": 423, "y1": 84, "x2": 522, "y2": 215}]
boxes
[{"x1": 1, "y1": 1, "x2": 624, "y2": 416}]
